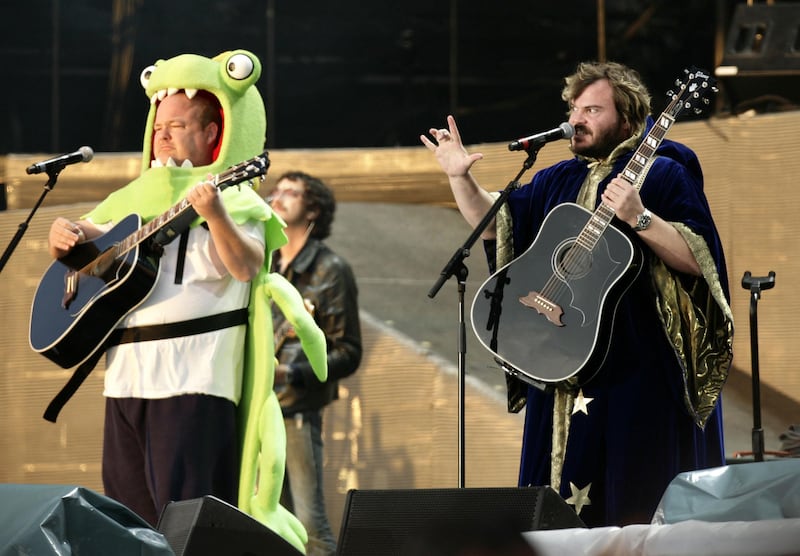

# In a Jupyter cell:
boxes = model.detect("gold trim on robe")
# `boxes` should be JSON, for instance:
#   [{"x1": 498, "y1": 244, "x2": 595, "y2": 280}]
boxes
[{"x1": 651, "y1": 223, "x2": 734, "y2": 428}]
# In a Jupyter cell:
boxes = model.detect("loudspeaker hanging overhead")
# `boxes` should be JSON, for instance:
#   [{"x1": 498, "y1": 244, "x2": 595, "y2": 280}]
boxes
[{"x1": 716, "y1": 2, "x2": 800, "y2": 113}]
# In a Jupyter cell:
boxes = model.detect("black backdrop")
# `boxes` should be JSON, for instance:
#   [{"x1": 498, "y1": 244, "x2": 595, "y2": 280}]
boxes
[{"x1": 0, "y1": 1, "x2": 721, "y2": 154}]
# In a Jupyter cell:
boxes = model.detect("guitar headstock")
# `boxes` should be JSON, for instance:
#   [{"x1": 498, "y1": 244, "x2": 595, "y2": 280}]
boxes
[
  {"x1": 216, "y1": 150, "x2": 271, "y2": 191},
  {"x1": 666, "y1": 67, "x2": 718, "y2": 119}
]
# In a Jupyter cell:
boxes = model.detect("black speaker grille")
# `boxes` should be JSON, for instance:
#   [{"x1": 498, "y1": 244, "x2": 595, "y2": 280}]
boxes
[
  {"x1": 336, "y1": 487, "x2": 584, "y2": 556},
  {"x1": 156, "y1": 500, "x2": 202, "y2": 556},
  {"x1": 157, "y1": 496, "x2": 303, "y2": 556}
]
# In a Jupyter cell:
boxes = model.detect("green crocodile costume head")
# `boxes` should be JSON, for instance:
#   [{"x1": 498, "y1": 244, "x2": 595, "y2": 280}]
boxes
[
  {"x1": 138, "y1": 49, "x2": 265, "y2": 174},
  {"x1": 86, "y1": 49, "x2": 272, "y2": 226}
]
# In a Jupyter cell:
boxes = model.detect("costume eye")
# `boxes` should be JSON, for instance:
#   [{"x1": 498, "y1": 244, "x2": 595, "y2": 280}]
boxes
[
  {"x1": 226, "y1": 53, "x2": 254, "y2": 80},
  {"x1": 140, "y1": 65, "x2": 156, "y2": 89}
]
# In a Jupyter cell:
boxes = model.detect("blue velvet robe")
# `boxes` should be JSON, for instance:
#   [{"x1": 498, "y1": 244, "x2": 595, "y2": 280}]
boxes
[{"x1": 491, "y1": 128, "x2": 731, "y2": 527}]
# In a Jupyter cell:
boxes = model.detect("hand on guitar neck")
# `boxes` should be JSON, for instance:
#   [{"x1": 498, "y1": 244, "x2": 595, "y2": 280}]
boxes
[{"x1": 600, "y1": 175, "x2": 701, "y2": 276}]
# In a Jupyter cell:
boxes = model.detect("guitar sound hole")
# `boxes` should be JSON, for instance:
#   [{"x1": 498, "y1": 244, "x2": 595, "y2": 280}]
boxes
[{"x1": 552, "y1": 239, "x2": 592, "y2": 280}]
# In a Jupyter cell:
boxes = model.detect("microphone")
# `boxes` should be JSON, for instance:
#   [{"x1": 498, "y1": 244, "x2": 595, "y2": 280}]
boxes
[
  {"x1": 508, "y1": 123, "x2": 574, "y2": 151},
  {"x1": 26, "y1": 146, "x2": 94, "y2": 175}
]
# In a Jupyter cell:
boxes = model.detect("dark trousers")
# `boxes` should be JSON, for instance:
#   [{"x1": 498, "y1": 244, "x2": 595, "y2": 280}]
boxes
[{"x1": 102, "y1": 394, "x2": 239, "y2": 526}]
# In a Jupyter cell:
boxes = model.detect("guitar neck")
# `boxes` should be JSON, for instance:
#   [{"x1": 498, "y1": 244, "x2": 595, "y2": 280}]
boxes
[
  {"x1": 618, "y1": 112, "x2": 675, "y2": 192},
  {"x1": 578, "y1": 100, "x2": 682, "y2": 251},
  {"x1": 120, "y1": 198, "x2": 194, "y2": 253},
  {"x1": 113, "y1": 153, "x2": 269, "y2": 257}
]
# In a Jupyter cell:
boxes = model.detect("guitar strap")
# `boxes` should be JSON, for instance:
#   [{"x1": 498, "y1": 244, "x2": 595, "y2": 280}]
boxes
[
  {"x1": 174, "y1": 223, "x2": 210, "y2": 284},
  {"x1": 43, "y1": 307, "x2": 249, "y2": 423},
  {"x1": 174, "y1": 230, "x2": 191, "y2": 284}
]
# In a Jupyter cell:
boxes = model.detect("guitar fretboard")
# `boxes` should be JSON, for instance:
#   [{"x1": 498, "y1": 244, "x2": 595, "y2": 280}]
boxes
[
  {"x1": 118, "y1": 199, "x2": 194, "y2": 257},
  {"x1": 576, "y1": 89, "x2": 686, "y2": 251},
  {"x1": 620, "y1": 113, "x2": 674, "y2": 191}
]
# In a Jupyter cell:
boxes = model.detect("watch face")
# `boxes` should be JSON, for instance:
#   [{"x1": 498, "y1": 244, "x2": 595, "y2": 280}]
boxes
[{"x1": 635, "y1": 210, "x2": 651, "y2": 231}]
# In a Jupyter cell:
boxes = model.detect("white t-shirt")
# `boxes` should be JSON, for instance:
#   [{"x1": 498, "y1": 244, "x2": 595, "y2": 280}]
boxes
[{"x1": 101, "y1": 220, "x2": 264, "y2": 404}]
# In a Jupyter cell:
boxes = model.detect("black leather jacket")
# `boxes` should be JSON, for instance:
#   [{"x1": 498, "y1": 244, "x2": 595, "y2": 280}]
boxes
[{"x1": 271, "y1": 238, "x2": 362, "y2": 416}]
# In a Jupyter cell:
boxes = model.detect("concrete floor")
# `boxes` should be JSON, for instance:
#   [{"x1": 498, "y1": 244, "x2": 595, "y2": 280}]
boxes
[{"x1": 326, "y1": 202, "x2": 792, "y2": 461}]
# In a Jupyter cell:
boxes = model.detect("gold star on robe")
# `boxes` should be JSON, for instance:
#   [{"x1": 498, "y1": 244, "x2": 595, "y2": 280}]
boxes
[
  {"x1": 572, "y1": 389, "x2": 594, "y2": 415},
  {"x1": 566, "y1": 481, "x2": 592, "y2": 515}
]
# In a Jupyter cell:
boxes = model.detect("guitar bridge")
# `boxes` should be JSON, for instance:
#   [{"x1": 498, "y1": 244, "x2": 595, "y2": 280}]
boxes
[
  {"x1": 519, "y1": 291, "x2": 565, "y2": 327},
  {"x1": 62, "y1": 269, "x2": 78, "y2": 309}
]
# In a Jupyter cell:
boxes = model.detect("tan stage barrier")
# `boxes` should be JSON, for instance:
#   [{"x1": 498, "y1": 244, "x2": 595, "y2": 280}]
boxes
[{"x1": 2, "y1": 110, "x2": 799, "y2": 532}]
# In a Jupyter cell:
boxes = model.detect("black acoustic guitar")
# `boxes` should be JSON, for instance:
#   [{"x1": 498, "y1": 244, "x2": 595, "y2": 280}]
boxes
[
  {"x1": 29, "y1": 151, "x2": 270, "y2": 369},
  {"x1": 471, "y1": 68, "x2": 716, "y2": 386}
]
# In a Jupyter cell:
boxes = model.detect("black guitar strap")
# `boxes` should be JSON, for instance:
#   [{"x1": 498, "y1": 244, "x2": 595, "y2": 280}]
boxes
[
  {"x1": 174, "y1": 230, "x2": 191, "y2": 284},
  {"x1": 43, "y1": 307, "x2": 249, "y2": 423},
  {"x1": 174, "y1": 223, "x2": 209, "y2": 285},
  {"x1": 43, "y1": 346, "x2": 107, "y2": 423}
]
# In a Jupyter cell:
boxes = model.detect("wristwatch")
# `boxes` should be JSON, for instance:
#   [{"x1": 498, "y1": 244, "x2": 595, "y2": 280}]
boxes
[{"x1": 633, "y1": 208, "x2": 652, "y2": 232}]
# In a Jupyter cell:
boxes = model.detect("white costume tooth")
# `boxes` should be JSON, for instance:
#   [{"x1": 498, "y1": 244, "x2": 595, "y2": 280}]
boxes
[
  {"x1": 150, "y1": 93, "x2": 158, "y2": 105},
  {"x1": 150, "y1": 158, "x2": 164, "y2": 168},
  {"x1": 165, "y1": 157, "x2": 177, "y2": 167},
  {"x1": 181, "y1": 159, "x2": 194, "y2": 168},
  {"x1": 184, "y1": 88, "x2": 198, "y2": 99},
  {"x1": 157, "y1": 89, "x2": 168, "y2": 101},
  {"x1": 167, "y1": 87, "x2": 179, "y2": 96}
]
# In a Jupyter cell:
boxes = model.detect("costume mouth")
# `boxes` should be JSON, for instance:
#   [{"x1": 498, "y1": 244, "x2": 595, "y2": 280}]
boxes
[
  {"x1": 151, "y1": 157, "x2": 193, "y2": 168},
  {"x1": 149, "y1": 87, "x2": 201, "y2": 105}
]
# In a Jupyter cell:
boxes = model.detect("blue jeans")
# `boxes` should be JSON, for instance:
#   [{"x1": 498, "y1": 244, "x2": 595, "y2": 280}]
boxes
[{"x1": 282, "y1": 410, "x2": 337, "y2": 556}]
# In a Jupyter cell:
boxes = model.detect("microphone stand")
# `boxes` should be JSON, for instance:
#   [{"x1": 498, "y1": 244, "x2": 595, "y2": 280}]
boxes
[
  {"x1": 428, "y1": 145, "x2": 543, "y2": 488},
  {"x1": 0, "y1": 168, "x2": 63, "y2": 274},
  {"x1": 741, "y1": 270, "x2": 776, "y2": 463}
]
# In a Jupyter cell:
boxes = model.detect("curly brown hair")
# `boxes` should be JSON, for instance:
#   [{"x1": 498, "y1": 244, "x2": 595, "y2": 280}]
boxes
[{"x1": 562, "y1": 61, "x2": 651, "y2": 132}]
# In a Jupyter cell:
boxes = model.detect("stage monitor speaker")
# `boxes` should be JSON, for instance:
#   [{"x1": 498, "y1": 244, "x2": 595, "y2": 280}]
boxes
[
  {"x1": 157, "y1": 495, "x2": 303, "y2": 556},
  {"x1": 336, "y1": 486, "x2": 585, "y2": 556},
  {"x1": 716, "y1": 3, "x2": 800, "y2": 112}
]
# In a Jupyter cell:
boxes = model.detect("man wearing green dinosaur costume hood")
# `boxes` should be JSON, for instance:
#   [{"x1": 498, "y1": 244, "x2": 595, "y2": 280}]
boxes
[{"x1": 45, "y1": 50, "x2": 327, "y2": 553}]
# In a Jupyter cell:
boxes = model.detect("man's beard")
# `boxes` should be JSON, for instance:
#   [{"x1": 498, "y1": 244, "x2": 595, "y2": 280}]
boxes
[{"x1": 571, "y1": 123, "x2": 629, "y2": 160}]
